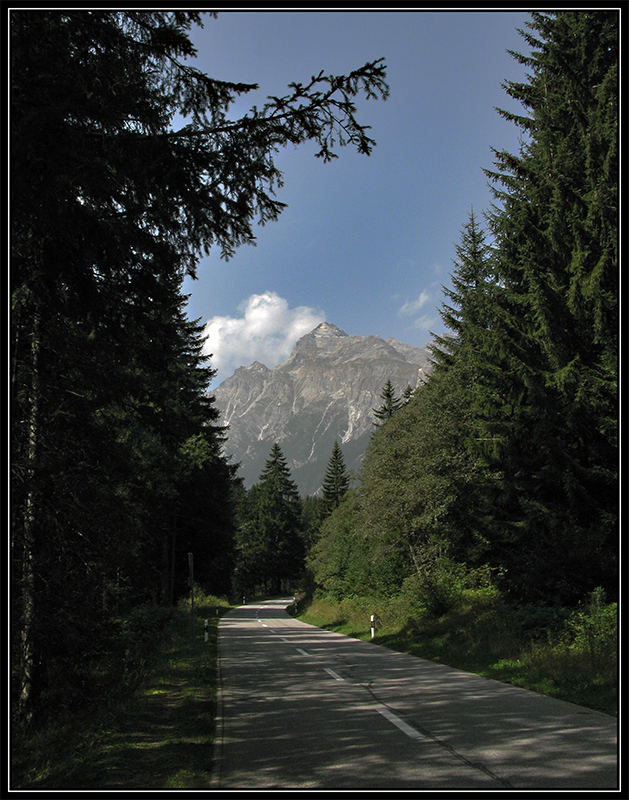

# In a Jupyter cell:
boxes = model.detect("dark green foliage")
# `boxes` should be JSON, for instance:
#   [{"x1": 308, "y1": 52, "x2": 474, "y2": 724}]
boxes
[
  {"x1": 11, "y1": 10, "x2": 388, "y2": 727},
  {"x1": 372, "y1": 379, "x2": 403, "y2": 426},
  {"x1": 432, "y1": 208, "x2": 497, "y2": 371},
  {"x1": 309, "y1": 11, "x2": 617, "y2": 614},
  {"x1": 478, "y1": 11, "x2": 618, "y2": 602},
  {"x1": 402, "y1": 384, "x2": 415, "y2": 402},
  {"x1": 234, "y1": 445, "x2": 305, "y2": 595},
  {"x1": 429, "y1": 11, "x2": 618, "y2": 605},
  {"x1": 301, "y1": 494, "x2": 325, "y2": 551},
  {"x1": 172, "y1": 436, "x2": 240, "y2": 601},
  {"x1": 320, "y1": 440, "x2": 351, "y2": 517}
]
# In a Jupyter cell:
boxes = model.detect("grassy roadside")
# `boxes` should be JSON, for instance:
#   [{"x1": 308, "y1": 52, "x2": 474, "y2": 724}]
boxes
[
  {"x1": 13, "y1": 586, "x2": 616, "y2": 788},
  {"x1": 12, "y1": 591, "x2": 229, "y2": 790},
  {"x1": 296, "y1": 589, "x2": 617, "y2": 717}
]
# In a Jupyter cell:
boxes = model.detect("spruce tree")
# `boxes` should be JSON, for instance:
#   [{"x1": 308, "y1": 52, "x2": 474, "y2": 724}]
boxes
[
  {"x1": 480, "y1": 10, "x2": 618, "y2": 602},
  {"x1": 431, "y1": 209, "x2": 504, "y2": 459},
  {"x1": 321, "y1": 440, "x2": 351, "y2": 516},
  {"x1": 432, "y1": 209, "x2": 496, "y2": 365},
  {"x1": 304, "y1": 11, "x2": 618, "y2": 610},
  {"x1": 11, "y1": 10, "x2": 388, "y2": 725},
  {"x1": 373, "y1": 379, "x2": 403, "y2": 426},
  {"x1": 254, "y1": 444, "x2": 305, "y2": 594}
]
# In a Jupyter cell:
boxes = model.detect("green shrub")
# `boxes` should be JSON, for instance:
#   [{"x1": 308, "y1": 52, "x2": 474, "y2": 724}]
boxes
[
  {"x1": 411, "y1": 559, "x2": 469, "y2": 616},
  {"x1": 562, "y1": 587, "x2": 617, "y2": 678},
  {"x1": 115, "y1": 604, "x2": 175, "y2": 692}
]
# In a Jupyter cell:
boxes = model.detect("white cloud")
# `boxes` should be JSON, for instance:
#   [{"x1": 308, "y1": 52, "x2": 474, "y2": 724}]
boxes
[
  {"x1": 397, "y1": 283, "x2": 444, "y2": 341},
  {"x1": 410, "y1": 311, "x2": 441, "y2": 331},
  {"x1": 204, "y1": 291, "x2": 326, "y2": 381},
  {"x1": 399, "y1": 289, "x2": 432, "y2": 316}
]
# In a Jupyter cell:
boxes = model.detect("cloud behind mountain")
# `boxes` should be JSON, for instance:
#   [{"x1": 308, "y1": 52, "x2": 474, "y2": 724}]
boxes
[
  {"x1": 213, "y1": 321, "x2": 433, "y2": 494},
  {"x1": 203, "y1": 291, "x2": 326, "y2": 381}
]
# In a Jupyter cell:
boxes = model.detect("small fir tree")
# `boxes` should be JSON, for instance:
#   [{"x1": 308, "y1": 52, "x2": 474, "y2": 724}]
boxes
[
  {"x1": 373, "y1": 379, "x2": 403, "y2": 426},
  {"x1": 321, "y1": 440, "x2": 351, "y2": 516}
]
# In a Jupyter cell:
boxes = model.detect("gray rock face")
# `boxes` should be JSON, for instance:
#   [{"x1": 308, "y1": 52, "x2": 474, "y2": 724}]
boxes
[{"x1": 213, "y1": 322, "x2": 432, "y2": 495}]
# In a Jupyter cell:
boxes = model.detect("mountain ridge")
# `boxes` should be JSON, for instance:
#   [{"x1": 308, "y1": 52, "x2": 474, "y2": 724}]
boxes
[{"x1": 214, "y1": 322, "x2": 433, "y2": 494}]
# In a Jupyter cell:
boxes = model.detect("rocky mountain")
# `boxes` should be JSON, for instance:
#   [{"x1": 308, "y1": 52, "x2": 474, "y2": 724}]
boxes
[{"x1": 213, "y1": 322, "x2": 433, "y2": 495}]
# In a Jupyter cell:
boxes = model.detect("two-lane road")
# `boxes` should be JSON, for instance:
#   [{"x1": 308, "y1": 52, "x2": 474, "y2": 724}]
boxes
[{"x1": 212, "y1": 598, "x2": 617, "y2": 789}]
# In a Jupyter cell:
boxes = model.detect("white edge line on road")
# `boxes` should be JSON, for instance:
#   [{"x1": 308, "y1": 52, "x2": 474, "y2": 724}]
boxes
[
  {"x1": 296, "y1": 648, "x2": 309, "y2": 656},
  {"x1": 324, "y1": 667, "x2": 345, "y2": 682},
  {"x1": 377, "y1": 707, "x2": 425, "y2": 739}
]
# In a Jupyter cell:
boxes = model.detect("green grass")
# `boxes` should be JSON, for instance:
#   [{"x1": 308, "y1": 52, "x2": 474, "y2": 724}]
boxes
[
  {"x1": 297, "y1": 589, "x2": 617, "y2": 717},
  {"x1": 12, "y1": 591, "x2": 229, "y2": 790}
]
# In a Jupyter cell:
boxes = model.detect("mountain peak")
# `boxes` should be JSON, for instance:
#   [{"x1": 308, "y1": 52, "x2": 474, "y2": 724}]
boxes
[
  {"x1": 289, "y1": 321, "x2": 348, "y2": 360},
  {"x1": 312, "y1": 321, "x2": 347, "y2": 338},
  {"x1": 214, "y1": 326, "x2": 433, "y2": 494}
]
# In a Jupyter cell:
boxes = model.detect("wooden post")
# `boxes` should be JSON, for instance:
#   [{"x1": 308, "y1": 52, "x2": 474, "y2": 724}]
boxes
[{"x1": 188, "y1": 552, "x2": 194, "y2": 642}]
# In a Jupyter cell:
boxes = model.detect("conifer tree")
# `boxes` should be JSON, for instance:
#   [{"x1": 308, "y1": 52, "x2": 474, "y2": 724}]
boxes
[
  {"x1": 432, "y1": 209, "x2": 496, "y2": 365},
  {"x1": 431, "y1": 210, "x2": 504, "y2": 458},
  {"x1": 303, "y1": 11, "x2": 618, "y2": 611},
  {"x1": 11, "y1": 10, "x2": 388, "y2": 725},
  {"x1": 253, "y1": 444, "x2": 305, "y2": 594},
  {"x1": 479, "y1": 10, "x2": 618, "y2": 602},
  {"x1": 321, "y1": 440, "x2": 351, "y2": 516},
  {"x1": 373, "y1": 379, "x2": 403, "y2": 426},
  {"x1": 402, "y1": 384, "x2": 415, "y2": 403}
]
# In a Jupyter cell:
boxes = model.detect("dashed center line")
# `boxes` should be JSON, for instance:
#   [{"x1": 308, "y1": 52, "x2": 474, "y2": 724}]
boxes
[
  {"x1": 377, "y1": 707, "x2": 425, "y2": 739},
  {"x1": 270, "y1": 628, "x2": 427, "y2": 743}
]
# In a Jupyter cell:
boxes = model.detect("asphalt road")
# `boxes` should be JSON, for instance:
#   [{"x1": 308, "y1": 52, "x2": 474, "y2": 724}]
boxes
[{"x1": 212, "y1": 598, "x2": 618, "y2": 790}]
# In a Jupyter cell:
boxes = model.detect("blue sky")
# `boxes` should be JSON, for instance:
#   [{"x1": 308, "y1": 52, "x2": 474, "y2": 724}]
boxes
[{"x1": 181, "y1": 9, "x2": 532, "y2": 382}]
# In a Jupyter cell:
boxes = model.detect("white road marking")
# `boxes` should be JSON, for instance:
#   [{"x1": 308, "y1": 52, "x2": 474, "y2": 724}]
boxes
[
  {"x1": 377, "y1": 707, "x2": 425, "y2": 739},
  {"x1": 324, "y1": 667, "x2": 345, "y2": 682},
  {"x1": 296, "y1": 648, "x2": 309, "y2": 656}
]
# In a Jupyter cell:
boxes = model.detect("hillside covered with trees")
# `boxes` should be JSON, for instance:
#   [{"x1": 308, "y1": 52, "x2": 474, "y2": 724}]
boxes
[{"x1": 309, "y1": 11, "x2": 617, "y2": 611}]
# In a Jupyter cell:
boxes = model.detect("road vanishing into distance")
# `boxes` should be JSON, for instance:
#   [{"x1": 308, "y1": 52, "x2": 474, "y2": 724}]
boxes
[{"x1": 211, "y1": 598, "x2": 617, "y2": 790}]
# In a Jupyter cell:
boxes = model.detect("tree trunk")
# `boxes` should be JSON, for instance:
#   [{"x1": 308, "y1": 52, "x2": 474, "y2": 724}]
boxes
[{"x1": 14, "y1": 312, "x2": 40, "y2": 726}]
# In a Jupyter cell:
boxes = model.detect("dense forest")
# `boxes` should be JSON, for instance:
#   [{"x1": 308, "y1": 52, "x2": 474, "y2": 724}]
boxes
[
  {"x1": 310, "y1": 11, "x2": 618, "y2": 611},
  {"x1": 11, "y1": 10, "x2": 617, "y2": 734},
  {"x1": 10, "y1": 10, "x2": 388, "y2": 729}
]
